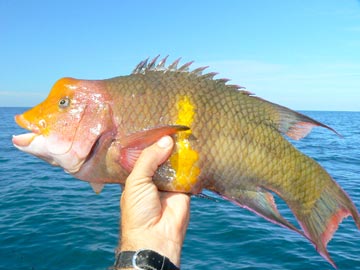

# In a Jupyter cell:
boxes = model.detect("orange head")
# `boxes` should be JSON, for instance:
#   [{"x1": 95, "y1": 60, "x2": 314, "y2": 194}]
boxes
[
  {"x1": 13, "y1": 77, "x2": 114, "y2": 173},
  {"x1": 15, "y1": 78, "x2": 81, "y2": 136}
]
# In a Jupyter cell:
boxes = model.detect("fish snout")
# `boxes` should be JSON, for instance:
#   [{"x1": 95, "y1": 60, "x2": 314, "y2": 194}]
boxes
[{"x1": 15, "y1": 114, "x2": 43, "y2": 134}]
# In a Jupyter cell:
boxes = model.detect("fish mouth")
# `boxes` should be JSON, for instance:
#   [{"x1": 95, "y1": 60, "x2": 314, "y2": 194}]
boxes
[
  {"x1": 12, "y1": 114, "x2": 41, "y2": 148},
  {"x1": 12, "y1": 133, "x2": 37, "y2": 147}
]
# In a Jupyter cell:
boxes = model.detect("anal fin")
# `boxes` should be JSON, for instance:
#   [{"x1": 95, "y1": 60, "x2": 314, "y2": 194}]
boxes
[{"x1": 221, "y1": 189, "x2": 305, "y2": 237}]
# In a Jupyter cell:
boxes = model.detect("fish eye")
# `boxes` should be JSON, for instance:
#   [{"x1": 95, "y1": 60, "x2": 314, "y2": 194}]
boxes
[{"x1": 58, "y1": 97, "x2": 70, "y2": 109}]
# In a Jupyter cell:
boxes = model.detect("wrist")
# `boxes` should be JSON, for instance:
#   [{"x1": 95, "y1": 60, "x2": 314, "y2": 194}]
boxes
[{"x1": 120, "y1": 232, "x2": 182, "y2": 267}]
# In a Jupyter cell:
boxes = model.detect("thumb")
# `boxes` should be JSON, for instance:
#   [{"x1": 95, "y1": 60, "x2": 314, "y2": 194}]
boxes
[{"x1": 125, "y1": 136, "x2": 174, "y2": 186}]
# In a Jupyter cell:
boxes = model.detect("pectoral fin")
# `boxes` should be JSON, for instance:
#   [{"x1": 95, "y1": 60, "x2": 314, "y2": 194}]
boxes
[
  {"x1": 120, "y1": 125, "x2": 189, "y2": 172},
  {"x1": 121, "y1": 125, "x2": 189, "y2": 148}
]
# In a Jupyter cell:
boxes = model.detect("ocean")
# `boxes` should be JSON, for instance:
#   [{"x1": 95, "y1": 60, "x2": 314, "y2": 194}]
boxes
[{"x1": 1, "y1": 107, "x2": 359, "y2": 270}]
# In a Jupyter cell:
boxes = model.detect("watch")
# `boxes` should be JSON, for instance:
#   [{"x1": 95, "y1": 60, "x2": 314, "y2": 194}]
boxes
[{"x1": 114, "y1": 249, "x2": 180, "y2": 270}]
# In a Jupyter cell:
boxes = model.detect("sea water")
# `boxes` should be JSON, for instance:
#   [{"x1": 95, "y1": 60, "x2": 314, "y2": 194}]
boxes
[{"x1": 1, "y1": 108, "x2": 359, "y2": 270}]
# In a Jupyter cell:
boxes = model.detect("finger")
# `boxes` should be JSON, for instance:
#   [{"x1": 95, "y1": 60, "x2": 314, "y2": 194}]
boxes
[
  {"x1": 161, "y1": 192, "x2": 191, "y2": 223},
  {"x1": 126, "y1": 136, "x2": 174, "y2": 187},
  {"x1": 159, "y1": 192, "x2": 191, "y2": 240}
]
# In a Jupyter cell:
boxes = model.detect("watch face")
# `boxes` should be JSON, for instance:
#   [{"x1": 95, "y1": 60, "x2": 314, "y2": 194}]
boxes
[
  {"x1": 114, "y1": 249, "x2": 180, "y2": 270},
  {"x1": 133, "y1": 249, "x2": 179, "y2": 270},
  {"x1": 134, "y1": 249, "x2": 166, "y2": 269}
]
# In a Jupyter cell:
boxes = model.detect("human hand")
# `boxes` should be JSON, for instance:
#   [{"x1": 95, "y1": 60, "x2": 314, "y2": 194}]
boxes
[{"x1": 119, "y1": 136, "x2": 191, "y2": 267}]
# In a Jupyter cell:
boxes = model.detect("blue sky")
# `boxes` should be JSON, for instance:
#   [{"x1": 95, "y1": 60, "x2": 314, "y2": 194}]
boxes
[{"x1": 1, "y1": 0, "x2": 359, "y2": 110}]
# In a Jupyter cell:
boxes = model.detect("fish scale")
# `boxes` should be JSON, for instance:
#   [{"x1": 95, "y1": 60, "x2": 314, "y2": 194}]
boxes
[{"x1": 12, "y1": 56, "x2": 360, "y2": 268}]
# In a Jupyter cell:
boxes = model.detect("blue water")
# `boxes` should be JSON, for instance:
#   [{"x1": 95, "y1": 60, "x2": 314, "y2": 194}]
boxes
[{"x1": 1, "y1": 108, "x2": 359, "y2": 270}]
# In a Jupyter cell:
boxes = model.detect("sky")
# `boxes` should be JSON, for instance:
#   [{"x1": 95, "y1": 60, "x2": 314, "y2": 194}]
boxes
[{"x1": 1, "y1": 0, "x2": 359, "y2": 111}]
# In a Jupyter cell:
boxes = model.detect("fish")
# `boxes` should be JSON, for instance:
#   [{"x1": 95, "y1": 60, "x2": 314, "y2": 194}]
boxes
[{"x1": 12, "y1": 56, "x2": 360, "y2": 268}]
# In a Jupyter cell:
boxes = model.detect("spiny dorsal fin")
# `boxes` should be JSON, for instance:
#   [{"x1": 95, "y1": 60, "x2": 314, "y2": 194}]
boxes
[
  {"x1": 132, "y1": 58, "x2": 149, "y2": 74},
  {"x1": 131, "y1": 55, "x2": 245, "y2": 90},
  {"x1": 132, "y1": 56, "x2": 337, "y2": 140},
  {"x1": 167, "y1": 57, "x2": 181, "y2": 70}
]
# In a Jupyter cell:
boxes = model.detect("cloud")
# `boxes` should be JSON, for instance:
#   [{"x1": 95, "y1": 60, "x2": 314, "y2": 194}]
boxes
[{"x1": 197, "y1": 59, "x2": 360, "y2": 111}]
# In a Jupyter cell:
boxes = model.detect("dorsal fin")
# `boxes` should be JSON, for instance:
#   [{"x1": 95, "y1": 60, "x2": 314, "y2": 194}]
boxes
[
  {"x1": 131, "y1": 56, "x2": 338, "y2": 140},
  {"x1": 131, "y1": 55, "x2": 245, "y2": 90},
  {"x1": 167, "y1": 57, "x2": 181, "y2": 70},
  {"x1": 252, "y1": 96, "x2": 341, "y2": 140},
  {"x1": 147, "y1": 55, "x2": 160, "y2": 70},
  {"x1": 277, "y1": 107, "x2": 341, "y2": 140}
]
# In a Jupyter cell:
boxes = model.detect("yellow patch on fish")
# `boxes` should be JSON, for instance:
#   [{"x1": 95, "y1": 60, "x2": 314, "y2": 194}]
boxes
[{"x1": 170, "y1": 96, "x2": 200, "y2": 191}]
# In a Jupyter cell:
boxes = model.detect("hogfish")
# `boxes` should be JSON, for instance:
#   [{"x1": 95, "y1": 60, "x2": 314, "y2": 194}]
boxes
[{"x1": 12, "y1": 56, "x2": 360, "y2": 268}]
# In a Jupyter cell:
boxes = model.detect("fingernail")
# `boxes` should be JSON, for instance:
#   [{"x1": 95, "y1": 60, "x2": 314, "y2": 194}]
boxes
[{"x1": 157, "y1": 136, "x2": 172, "y2": 148}]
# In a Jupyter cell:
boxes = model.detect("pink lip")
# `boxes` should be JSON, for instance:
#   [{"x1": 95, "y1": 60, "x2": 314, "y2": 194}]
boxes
[{"x1": 12, "y1": 133, "x2": 37, "y2": 147}]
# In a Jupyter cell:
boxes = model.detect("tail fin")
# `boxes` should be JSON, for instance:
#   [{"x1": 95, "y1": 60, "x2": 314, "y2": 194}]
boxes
[
  {"x1": 298, "y1": 182, "x2": 360, "y2": 268},
  {"x1": 218, "y1": 178, "x2": 360, "y2": 268}
]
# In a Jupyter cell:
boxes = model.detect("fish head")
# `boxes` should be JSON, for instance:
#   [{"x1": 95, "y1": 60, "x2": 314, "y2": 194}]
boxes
[{"x1": 13, "y1": 77, "x2": 115, "y2": 174}]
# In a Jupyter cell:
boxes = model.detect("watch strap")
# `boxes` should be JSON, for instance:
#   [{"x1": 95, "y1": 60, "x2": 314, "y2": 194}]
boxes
[
  {"x1": 115, "y1": 251, "x2": 135, "y2": 268},
  {"x1": 114, "y1": 249, "x2": 180, "y2": 270}
]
